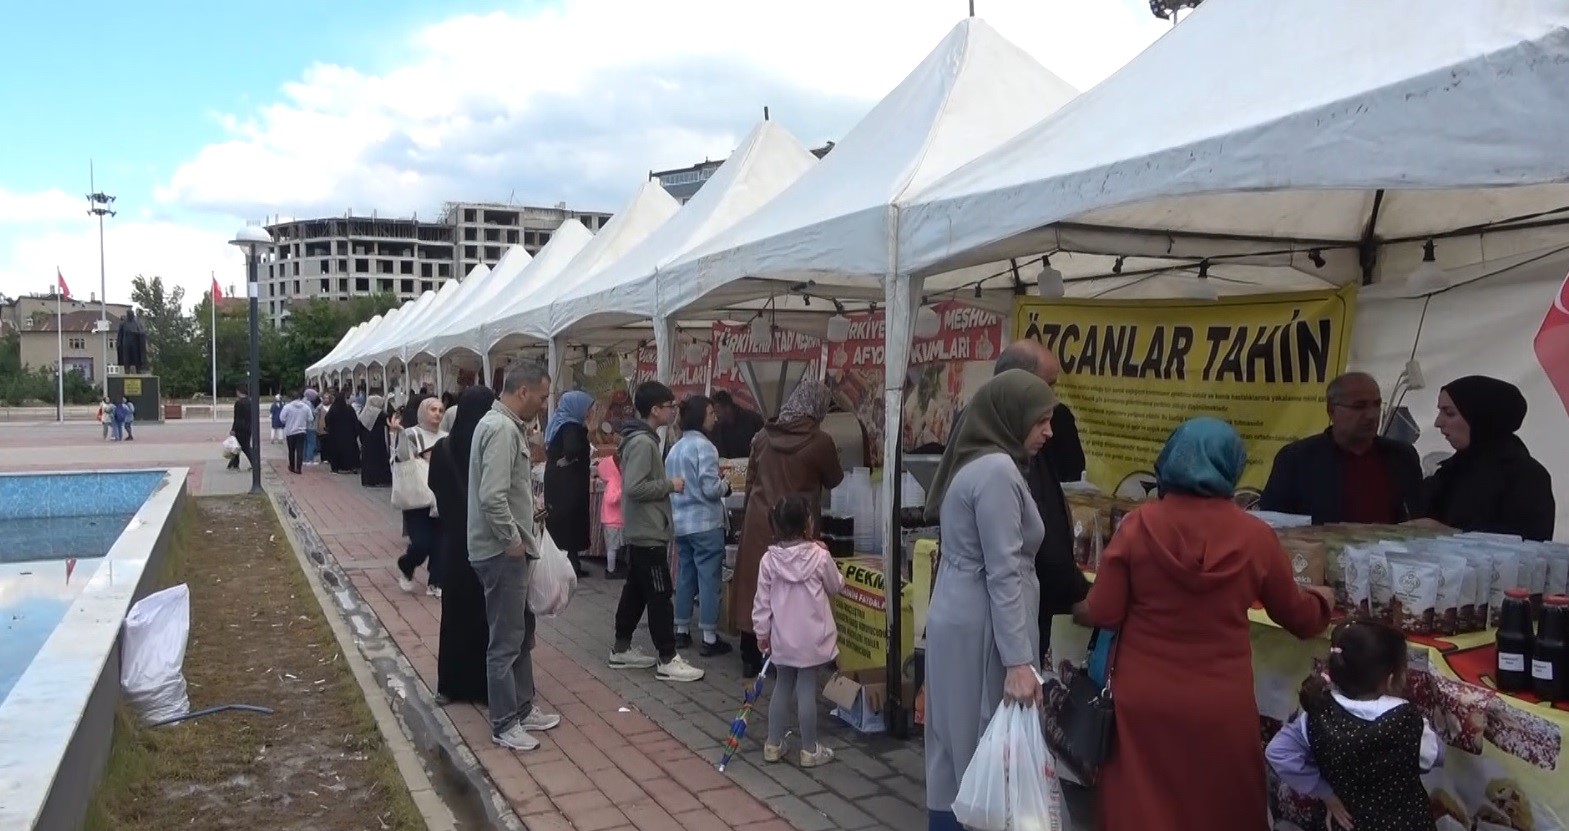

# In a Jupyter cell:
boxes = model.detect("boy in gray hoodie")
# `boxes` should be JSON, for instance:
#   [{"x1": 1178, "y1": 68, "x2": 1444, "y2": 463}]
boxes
[{"x1": 609, "y1": 381, "x2": 705, "y2": 683}]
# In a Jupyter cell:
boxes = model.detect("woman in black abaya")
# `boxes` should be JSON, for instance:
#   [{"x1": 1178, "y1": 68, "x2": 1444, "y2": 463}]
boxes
[
  {"x1": 427, "y1": 386, "x2": 494, "y2": 705},
  {"x1": 325, "y1": 392, "x2": 361, "y2": 474},
  {"x1": 359, "y1": 394, "x2": 393, "y2": 488}
]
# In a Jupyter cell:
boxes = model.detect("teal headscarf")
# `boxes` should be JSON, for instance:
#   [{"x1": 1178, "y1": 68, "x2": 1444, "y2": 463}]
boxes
[{"x1": 1154, "y1": 417, "x2": 1247, "y2": 498}]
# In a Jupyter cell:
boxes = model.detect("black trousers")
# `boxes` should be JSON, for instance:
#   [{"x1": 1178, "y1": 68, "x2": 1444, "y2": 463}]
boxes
[
  {"x1": 228, "y1": 432, "x2": 257, "y2": 470},
  {"x1": 285, "y1": 433, "x2": 305, "y2": 472},
  {"x1": 398, "y1": 509, "x2": 445, "y2": 587},
  {"x1": 614, "y1": 544, "x2": 676, "y2": 662}
]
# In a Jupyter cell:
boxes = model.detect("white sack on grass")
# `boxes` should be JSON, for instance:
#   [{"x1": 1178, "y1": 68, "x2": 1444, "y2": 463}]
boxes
[{"x1": 121, "y1": 584, "x2": 192, "y2": 725}]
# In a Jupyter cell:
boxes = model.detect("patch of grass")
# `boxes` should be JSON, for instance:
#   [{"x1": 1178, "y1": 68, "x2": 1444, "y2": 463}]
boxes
[{"x1": 84, "y1": 494, "x2": 426, "y2": 831}]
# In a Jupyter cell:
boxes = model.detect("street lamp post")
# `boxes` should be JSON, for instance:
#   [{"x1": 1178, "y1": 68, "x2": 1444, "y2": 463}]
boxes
[
  {"x1": 230, "y1": 225, "x2": 273, "y2": 495},
  {"x1": 86, "y1": 162, "x2": 116, "y2": 391}
]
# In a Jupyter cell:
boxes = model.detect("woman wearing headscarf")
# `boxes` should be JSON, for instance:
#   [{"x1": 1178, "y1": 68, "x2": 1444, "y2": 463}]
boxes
[
  {"x1": 358, "y1": 394, "x2": 393, "y2": 488},
  {"x1": 325, "y1": 391, "x2": 361, "y2": 474},
  {"x1": 1416, "y1": 375, "x2": 1555, "y2": 541},
  {"x1": 427, "y1": 386, "x2": 495, "y2": 705},
  {"x1": 543, "y1": 390, "x2": 595, "y2": 578},
  {"x1": 1073, "y1": 417, "x2": 1334, "y2": 831},
  {"x1": 922, "y1": 370, "x2": 1058, "y2": 831},
  {"x1": 731, "y1": 380, "x2": 844, "y2": 678},
  {"x1": 396, "y1": 394, "x2": 447, "y2": 596}
]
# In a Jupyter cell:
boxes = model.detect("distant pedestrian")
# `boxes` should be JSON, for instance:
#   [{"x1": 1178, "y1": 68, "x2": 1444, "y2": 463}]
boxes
[
  {"x1": 119, "y1": 397, "x2": 135, "y2": 441},
  {"x1": 269, "y1": 394, "x2": 285, "y2": 444},
  {"x1": 467, "y1": 362, "x2": 560, "y2": 751},
  {"x1": 281, "y1": 390, "x2": 313, "y2": 474},
  {"x1": 666, "y1": 395, "x2": 732, "y2": 656},
  {"x1": 228, "y1": 387, "x2": 257, "y2": 471},
  {"x1": 98, "y1": 398, "x2": 113, "y2": 441},
  {"x1": 396, "y1": 394, "x2": 447, "y2": 597},
  {"x1": 753, "y1": 495, "x2": 842, "y2": 768},
  {"x1": 303, "y1": 389, "x2": 321, "y2": 465}
]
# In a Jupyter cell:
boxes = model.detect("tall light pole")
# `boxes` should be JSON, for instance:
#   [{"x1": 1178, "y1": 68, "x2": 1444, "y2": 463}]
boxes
[
  {"x1": 231, "y1": 224, "x2": 273, "y2": 494},
  {"x1": 86, "y1": 162, "x2": 116, "y2": 390}
]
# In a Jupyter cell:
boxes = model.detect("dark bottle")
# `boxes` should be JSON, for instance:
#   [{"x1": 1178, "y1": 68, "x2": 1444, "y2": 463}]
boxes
[
  {"x1": 1534, "y1": 595, "x2": 1569, "y2": 702},
  {"x1": 1497, "y1": 588, "x2": 1534, "y2": 694}
]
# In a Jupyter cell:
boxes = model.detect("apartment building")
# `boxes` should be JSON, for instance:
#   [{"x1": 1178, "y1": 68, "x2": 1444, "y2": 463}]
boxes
[
  {"x1": 653, "y1": 141, "x2": 836, "y2": 204},
  {"x1": 262, "y1": 202, "x2": 613, "y2": 327}
]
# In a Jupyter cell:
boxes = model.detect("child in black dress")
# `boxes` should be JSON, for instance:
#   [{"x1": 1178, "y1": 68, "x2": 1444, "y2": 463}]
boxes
[{"x1": 1265, "y1": 619, "x2": 1443, "y2": 831}]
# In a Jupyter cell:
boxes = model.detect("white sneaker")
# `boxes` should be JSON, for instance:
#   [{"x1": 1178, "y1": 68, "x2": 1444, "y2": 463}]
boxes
[
  {"x1": 608, "y1": 648, "x2": 658, "y2": 669},
  {"x1": 521, "y1": 709, "x2": 561, "y2": 732},
  {"x1": 426, "y1": 585, "x2": 442, "y2": 599},
  {"x1": 656, "y1": 654, "x2": 705, "y2": 683},
  {"x1": 397, "y1": 575, "x2": 416, "y2": 593},
  {"x1": 492, "y1": 723, "x2": 539, "y2": 751}
]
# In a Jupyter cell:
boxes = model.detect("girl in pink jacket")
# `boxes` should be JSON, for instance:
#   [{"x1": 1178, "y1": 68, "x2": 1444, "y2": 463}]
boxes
[
  {"x1": 596, "y1": 454, "x2": 625, "y2": 578},
  {"x1": 753, "y1": 494, "x2": 844, "y2": 768}
]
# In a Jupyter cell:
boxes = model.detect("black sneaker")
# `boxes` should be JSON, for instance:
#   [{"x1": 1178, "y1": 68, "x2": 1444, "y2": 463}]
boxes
[
  {"x1": 603, "y1": 566, "x2": 627, "y2": 580},
  {"x1": 699, "y1": 637, "x2": 734, "y2": 658},
  {"x1": 675, "y1": 633, "x2": 694, "y2": 650}
]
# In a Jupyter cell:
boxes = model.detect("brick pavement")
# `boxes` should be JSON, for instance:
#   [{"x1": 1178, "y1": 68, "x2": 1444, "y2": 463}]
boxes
[{"x1": 268, "y1": 457, "x2": 957, "y2": 831}]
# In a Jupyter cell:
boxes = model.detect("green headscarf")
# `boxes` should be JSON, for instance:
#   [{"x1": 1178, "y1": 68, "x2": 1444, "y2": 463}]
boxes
[
  {"x1": 923, "y1": 369, "x2": 1059, "y2": 518},
  {"x1": 1154, "y1": 417, "x2": 1247, "y2": 498}
]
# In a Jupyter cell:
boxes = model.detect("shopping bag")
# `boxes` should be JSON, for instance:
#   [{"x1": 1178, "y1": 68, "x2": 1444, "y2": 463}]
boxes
[
  {"x1": 390, "y1": 432, "x2": 436, "y2": 511},
  {"x1": 952, "y1": 701, "x2": 1067, "y2": 831},
  {"x1": 529, "y1": 529, "x2": 578, "y2": 617},
  {"x1": 121, "y1": 584, "x2": 193, "y2": 725},
  {"x1": 221, "y1": 436, "x2": 240, "y2": 460}
]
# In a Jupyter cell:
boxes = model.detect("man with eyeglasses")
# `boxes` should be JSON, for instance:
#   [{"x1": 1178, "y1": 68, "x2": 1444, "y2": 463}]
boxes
[{"x1": 1259, "y1": 371, "x2": 1423, "y2": 524}]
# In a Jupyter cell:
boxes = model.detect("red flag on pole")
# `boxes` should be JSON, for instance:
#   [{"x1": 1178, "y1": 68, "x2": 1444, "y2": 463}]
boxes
[
  {"x1": 211, "y1": 273, "x2": 223, "y2": 302},
  {"x1": 56, "y1": 268, "x2": 71, "y2": 299}
]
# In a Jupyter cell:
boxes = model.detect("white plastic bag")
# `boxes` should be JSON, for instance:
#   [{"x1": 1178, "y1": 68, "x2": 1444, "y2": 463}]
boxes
[
  {"x1": 952, "y1": 701, "x2": 1066, "y2": 831},
  {"x1": 529, "y1": 529, "x2": 578, "y2": 617},
  {"x1": 221, "y1": 435, "x2": 240, "y2": 459},
  {"x1": 121, "y1": 584, "x2": 192, "y2": 725}
]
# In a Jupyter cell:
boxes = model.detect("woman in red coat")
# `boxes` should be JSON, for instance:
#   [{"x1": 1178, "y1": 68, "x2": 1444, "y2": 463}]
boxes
[{"x1": 1077, "y1": 417, "x2": 1334, "y2": 831}]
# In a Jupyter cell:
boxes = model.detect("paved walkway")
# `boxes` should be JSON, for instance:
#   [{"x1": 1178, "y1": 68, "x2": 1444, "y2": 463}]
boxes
[{"x1": 4, "y1": 419, "x2": 1092, "y2": 831}]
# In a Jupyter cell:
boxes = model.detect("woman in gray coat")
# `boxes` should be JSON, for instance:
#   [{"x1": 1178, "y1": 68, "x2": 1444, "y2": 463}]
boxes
[{"x1": 922, "y1": 369, "x2": 1059, "y2": 831}]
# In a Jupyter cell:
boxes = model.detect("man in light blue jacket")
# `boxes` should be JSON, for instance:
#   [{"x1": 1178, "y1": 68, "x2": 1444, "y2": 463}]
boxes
[{"x1": 665, "y1": 395, "x2": 733, "y2": 657}]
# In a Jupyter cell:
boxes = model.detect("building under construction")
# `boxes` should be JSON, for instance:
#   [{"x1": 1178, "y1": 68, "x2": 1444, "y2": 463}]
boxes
[{"x1": 262, "y1": 202, "x2": 612, "y2": 327}]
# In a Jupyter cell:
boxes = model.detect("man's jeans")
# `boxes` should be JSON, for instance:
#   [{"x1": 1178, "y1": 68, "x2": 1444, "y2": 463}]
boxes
[
  {"x1": 674, "y1": 528, "x2": 725, "y2": 635},
  {"x1": 473, "y1": 554, "x2": 536, "y2": 736}
]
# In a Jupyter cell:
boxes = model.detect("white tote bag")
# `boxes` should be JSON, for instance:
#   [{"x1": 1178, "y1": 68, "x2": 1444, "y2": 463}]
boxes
[
  {"x1": 121, "y1": 584, "x2": 193, "y2": 725},
  {"x1": 529, "y1": 529, "x2": 578, "y2": 617},
  {"x1": 390, "y1": 431, "x2": 436, "y2": 511}
]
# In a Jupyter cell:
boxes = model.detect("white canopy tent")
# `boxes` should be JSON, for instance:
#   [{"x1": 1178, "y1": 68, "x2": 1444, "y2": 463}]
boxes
[
  {"x1": 472, "y1": 218, "x2": 596, "y2": 357},
  {"x1": 899, "y1": 0, "x2": 1569, "y2": 292},
  {"x1": 412, "y1": 245, "x2": 532, "y2": 370},
  {"x1": 402, "y1": 263, "x2": 495, "y2": 364},
  {"x1": 358, "y1": 289, "x2": 439, "y2": 371},
  {"x1": 547, "y1": 118, "x2": 818, "y2": 380},
  {"x1": 308, "y1": 320, "x2": 369, "y2": 380},
  {"x1": 657, "y1": 17, "x2": 1078, "y2": 315}
]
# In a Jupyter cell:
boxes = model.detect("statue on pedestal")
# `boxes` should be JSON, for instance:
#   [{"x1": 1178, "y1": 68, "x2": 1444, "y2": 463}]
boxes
[{"x1": 117, "y1": 309, "x2": 148, "y2": 372}]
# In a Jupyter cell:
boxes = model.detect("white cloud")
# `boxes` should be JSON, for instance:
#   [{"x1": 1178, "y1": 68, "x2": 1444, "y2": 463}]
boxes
[
  {"x1": 0, "y1": 188, "x2": 84, "y2": 224},
  {"x1": 3, "y1": 0, "x2": 1169, "y2": 309},
  {"x1": 155, "y1": 0, "x2": 1169, "y2": 219}
]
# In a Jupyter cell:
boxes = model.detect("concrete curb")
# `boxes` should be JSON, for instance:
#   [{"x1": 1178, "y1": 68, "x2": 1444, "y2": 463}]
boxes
[{"x1": 266, "y1": 478, "x2": 526, "y2": 831}]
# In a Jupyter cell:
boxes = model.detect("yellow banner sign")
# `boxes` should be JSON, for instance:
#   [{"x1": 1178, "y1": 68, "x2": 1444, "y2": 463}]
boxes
[{"x1": 1013, "y1": 288, "x2": 1356, "y2": 502}]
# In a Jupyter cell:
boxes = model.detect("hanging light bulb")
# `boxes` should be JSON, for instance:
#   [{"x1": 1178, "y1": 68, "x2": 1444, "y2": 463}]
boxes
[
  {"x1": 750, "y1": 315, "x2": 772, "y2": 349},
  {"x1": 1405, "y1": 240, "x2": 1449, "y2": 293},
  {"x1": 619, "y1": 351, "x2": 637, "y2": 379},
  {"x1": 825, "y1": 313, "x2": 851, "y2": 343},
  {"x1": 914, "y1": 304, "x2": 941, "y2": 339},
  {"x1": 684, "y1": 341, "x2": 708, "y2": 366},
  {"x1": 1178, "y1": 260, "x2": 1220, "y2": 301},
  {"x1": 1036, "y1": 255, "x2": 1065, "y2": 299},
  {"x1": 582, "y1": 352, "x2": 599, "y2": 377},
  {"x1": 715, "y1": 346, "x2": 735, "y2": 373}
]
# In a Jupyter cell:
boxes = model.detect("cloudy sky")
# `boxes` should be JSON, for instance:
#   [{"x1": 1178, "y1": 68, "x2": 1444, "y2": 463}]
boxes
[{"x1": 0, "y1": 0, "x2": 1171, "y2": 308}]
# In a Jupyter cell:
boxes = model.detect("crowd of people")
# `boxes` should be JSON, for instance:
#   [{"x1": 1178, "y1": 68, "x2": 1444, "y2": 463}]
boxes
[
  {"x1": 921, "y1": 340, "x2": 1555, "y2": 831},
  {"x1": 256, "y1": 345, "x2": 1555, "y2": 830}
]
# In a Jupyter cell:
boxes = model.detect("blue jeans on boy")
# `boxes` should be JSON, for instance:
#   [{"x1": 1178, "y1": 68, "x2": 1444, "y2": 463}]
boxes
[
  {"x1": 303, "y1": 429, "x2": 318, "y2": 463},
  {"x1": 674, "y1": 528, "x2": 725, "y2": 636}
]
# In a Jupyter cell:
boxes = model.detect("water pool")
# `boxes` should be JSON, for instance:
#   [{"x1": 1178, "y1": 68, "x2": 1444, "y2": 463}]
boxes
[
  {"x1": 0, "y1": 514, "x2": 137, "y2": 704},
  {"x1": 0, "y1": 469, "x2": 186, "y2": 831}
]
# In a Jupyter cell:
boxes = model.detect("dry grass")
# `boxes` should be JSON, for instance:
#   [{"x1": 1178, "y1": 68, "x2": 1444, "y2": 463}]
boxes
[{"x1": 84, "y1": 495, "x2": 424, "y2": 831}]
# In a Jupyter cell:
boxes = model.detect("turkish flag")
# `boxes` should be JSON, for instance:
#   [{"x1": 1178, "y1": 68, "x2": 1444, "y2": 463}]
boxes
[
  {"x1": 56, "y1": 268, "x2": 71, "y2": 299},
  {"x1": 211, "y1": 273, "x2": 223, "y2": 302},
  {"x1": 1535, "y1": 271, "x2": 1569, "y2": 417}
]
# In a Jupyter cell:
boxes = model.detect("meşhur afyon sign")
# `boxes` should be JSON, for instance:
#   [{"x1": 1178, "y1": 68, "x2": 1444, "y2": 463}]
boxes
[{"x1": 1013, "y1": 286, "x2": 1356, "y2": 501}]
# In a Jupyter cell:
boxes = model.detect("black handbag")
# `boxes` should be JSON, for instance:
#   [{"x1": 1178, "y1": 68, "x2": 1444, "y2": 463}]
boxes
[{"x1": 1057, "y1": 627, "x2": 1118, "y2": 777}]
